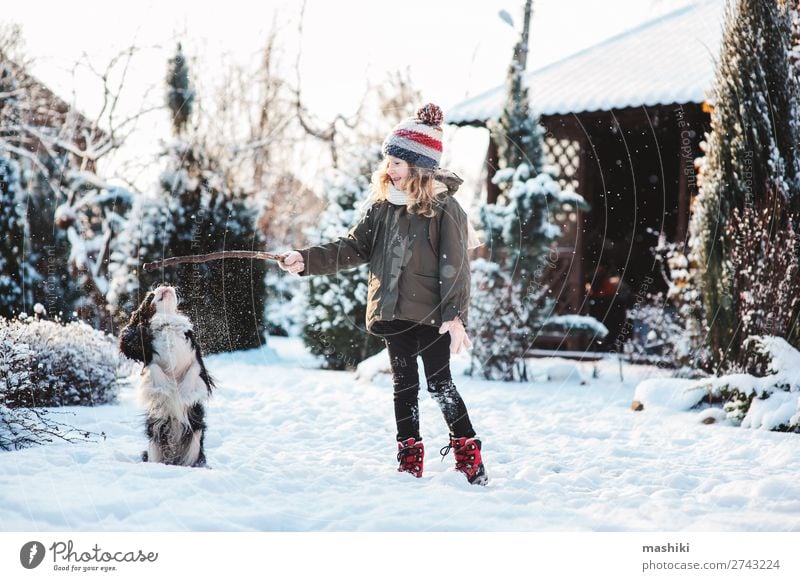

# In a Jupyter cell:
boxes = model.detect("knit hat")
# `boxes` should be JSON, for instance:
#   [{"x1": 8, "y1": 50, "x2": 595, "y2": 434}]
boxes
[{"x1": 382, "y1": 103, "x2": 444, "y2": 170}]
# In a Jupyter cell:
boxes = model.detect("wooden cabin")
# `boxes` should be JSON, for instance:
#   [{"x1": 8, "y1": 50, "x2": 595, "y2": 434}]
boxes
[{"x1": 447, "y1": 0, "x2": 724, "y2": 348}]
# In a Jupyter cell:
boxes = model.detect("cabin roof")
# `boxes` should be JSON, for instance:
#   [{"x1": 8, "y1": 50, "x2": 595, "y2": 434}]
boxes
[{"x1": 446, "y1": 0, "x2": 725, "y2": 126}]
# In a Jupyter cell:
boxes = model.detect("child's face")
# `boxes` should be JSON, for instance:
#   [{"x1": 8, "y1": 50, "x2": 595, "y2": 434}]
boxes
[{"x1": 386, "y1": 156, "x2": 411, "y2": 190}]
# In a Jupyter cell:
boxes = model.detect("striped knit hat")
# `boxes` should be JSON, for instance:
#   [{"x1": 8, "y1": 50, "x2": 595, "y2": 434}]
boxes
[{"x1": 382, "y1": 103, "x2": 444, "y2": 170}]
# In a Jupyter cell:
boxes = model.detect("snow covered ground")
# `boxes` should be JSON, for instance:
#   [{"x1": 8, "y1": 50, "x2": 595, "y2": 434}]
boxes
[{"x1": 2, "y1": 336, "x2": 799, "y2": 532}]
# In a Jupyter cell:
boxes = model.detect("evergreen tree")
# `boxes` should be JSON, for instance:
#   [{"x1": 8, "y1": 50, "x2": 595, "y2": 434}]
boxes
[
  {"x1": 689, "y1": 0, "x2": 800, "y2": 368},
  {"x1": 108, "y1": 46, "x2": 266, "y2": 353},
  {"x1": 1, "y1": 58, "x2": 79, "y2": 321},
  {"x1": 166, "y1": 43, "x2": 194, "y2": 135},
  {"x1": 0, "y1": 157, "x2": 36, "y2": 318},
  {"x1": 301, "y1": 146, "x2": 384, "y2": 369},
  {"x1": 472, "y1": 0, "x2": 589, "y2": 380},
  {"x1": 488, "y1": 0, "x2": 545, "y2": 179}
]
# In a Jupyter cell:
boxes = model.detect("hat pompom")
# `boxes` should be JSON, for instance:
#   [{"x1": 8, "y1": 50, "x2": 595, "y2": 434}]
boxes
[{"x1": 416, "y1": 103, "x2": 443, "y2": 127}]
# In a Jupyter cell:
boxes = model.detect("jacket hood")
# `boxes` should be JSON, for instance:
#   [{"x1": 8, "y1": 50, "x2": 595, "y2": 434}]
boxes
[{"x1": 433, "y1": 169, "x2": 464, "y2": 195}]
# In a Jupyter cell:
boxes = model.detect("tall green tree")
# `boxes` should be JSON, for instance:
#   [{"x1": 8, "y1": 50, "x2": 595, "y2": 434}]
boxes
[
  {"x1": 472, "y1": 0, "x2": 590, "y2": 380},
  {"x1": 689, "y1": 0, "x2": 800, "y2": 368},
  {"x1": 166, "y1": 43, "x2": 194, "y2": 135},
  {"x1": 109, "y1": 44, "x2": 266, "y2": 353}
]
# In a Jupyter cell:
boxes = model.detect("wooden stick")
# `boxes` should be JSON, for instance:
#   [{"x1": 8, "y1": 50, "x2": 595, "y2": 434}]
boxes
[{"x1": 143, "y1": 250, "x2": 286, "y2": 272}]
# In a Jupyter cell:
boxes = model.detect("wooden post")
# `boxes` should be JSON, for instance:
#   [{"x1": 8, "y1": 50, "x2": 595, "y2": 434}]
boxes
[{"x1": 485, "y1": 137, "x2": 501, "y2": 205}]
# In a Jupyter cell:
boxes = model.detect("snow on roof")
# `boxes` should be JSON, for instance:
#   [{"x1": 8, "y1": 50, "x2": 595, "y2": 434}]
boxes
[{"x1": 447, "y1": 0, "x2": 725, "y2": 125}]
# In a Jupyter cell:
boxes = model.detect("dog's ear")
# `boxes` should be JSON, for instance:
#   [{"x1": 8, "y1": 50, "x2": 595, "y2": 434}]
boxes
[
  {"x1": 129, "y1": 292, "x2": 156, "y2": 326},
  {"x1": 146, "y1": 294, "x2": 157, "y2": 317}
]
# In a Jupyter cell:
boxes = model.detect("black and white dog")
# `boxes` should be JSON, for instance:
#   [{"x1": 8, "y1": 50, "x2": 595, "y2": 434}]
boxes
[{"x1": 119, "y1": 286, "x2": 214, "y2": 467}]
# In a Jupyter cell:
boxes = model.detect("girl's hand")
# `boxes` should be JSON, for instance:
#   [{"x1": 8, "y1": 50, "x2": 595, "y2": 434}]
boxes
[
  {"x1": 279, "y1": 251, "x2": 305, "y2": 276},
  {"x1": 438, "y1": 316, "x2": 472, "y2": 354}
]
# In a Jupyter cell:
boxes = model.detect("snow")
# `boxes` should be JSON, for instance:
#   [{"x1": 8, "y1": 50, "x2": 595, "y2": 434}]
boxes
[
  {"x1": 633, "y1": 378, "x2": 706, "y2": 411},
  {"x1": 545, "y1": 314, "x2": 609, "y2": 338},
  {"x1": 632, "y1": 337, "x2": 800, "y2": 431},
  {"x1": 2, "y1": 336, "x2": 800, "y2": 532}
]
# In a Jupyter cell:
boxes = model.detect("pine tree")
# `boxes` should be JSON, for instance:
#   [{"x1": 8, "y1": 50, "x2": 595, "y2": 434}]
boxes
[
  {"x1": 108, "y1": 45, "x2": 266, "y2": 353},
  {"x1": 166, "y1": 43, "x2": 194, "y2": 135},
  {"x1": 302, "y1": 146, "x2": 384, "y2": 369},
  {"x1": 473, "y1": 0, "x2": 589, "y2": 380},
  {"x1": 489, "y1": 0, "x2": 545, "y2": 177},
  {"x1": 689, "y1": 0, "x2": 800, "y2": 368},
  {"x1": 0, "y1": 156, "x2": 36, "y2": 318}
]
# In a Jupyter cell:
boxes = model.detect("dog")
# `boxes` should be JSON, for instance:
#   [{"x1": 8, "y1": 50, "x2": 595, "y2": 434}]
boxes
[{"x1": 119, "y1": 286, "x2": 214, "y2": 467}]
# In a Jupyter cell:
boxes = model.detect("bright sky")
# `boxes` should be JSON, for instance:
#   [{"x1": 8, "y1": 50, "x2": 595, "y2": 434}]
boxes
[{"x1": 6, "y1": 0, "x2": 692, "y2": 188}]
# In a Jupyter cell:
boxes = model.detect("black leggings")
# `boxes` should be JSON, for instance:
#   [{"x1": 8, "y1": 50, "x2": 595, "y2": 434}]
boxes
[{"x1": 371, "y1": 319, "x2": 476, "y2": 442}]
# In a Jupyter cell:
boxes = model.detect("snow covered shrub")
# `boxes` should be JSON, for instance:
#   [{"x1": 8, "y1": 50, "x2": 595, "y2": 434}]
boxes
[
  {"x1": 0, "y1": 314, "x2": 124, "y2": 408},
  {"x1": 468, "y1": 259, "x2": 531, "y2": 381},
  {"x1": 697, "y1": 336, "x2": 800, "y2": 432},
  {"x1": 0, "y1": 314, "x2": 124, "y2": 450},
  {"x1": 264, "y1": 268, "x2": 307, "y2": 337},
  {"x1": 624, "y1": 294, "x2": 694, "y2": 368}
]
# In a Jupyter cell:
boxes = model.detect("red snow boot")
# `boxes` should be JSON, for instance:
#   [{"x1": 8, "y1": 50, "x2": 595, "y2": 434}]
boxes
[
  {"x1": 440, "y1": 436, "x2": 488, "y2": 486},
  {"x1": 397, "y1": 437, "x2": 424, "y2": 478}
]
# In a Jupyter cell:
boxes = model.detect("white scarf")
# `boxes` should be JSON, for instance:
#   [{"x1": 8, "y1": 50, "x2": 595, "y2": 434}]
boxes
[
  {"x1": 387, "y1": 184, "x2": 411, "y2": 206},
  {"x1": 386, "y1": 183, "x2": 482, "y2": 250}
]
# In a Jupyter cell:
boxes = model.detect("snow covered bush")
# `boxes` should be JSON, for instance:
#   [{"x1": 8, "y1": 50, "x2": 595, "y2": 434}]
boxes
[
  {"x1": 700, "y1": 337, "x2": 800, "y2": 432},
  {"x1": 624, "y1": 293, "x2": 695, "y2": 369},
  {"x1": 649, "y1": 234, "x2": 708, "y2": 368},
  {"x1": 53, "y1": 171, "x2": 133, "y2": 330},
  {"x1": 467, "y1": 257, "x2": 607, "y2": 381},
  {"x1": 472, "y1": 164, "x2": 592, "y2": 380},
  {"x1": 633, "y1": 336, "x2": 800, "y2": 433},
  {"x1": 264, "y1": 267, "x2": 307, "y2": 337},
  {"x1": 0, "y1": 314, "x2": 126, "y2": 450},
  {"x1": 468, "y1": 258, "x2": 531, "y2": 381},
  {"x1": 0, "y1": 314, "x2": 124, "y2": 408}
]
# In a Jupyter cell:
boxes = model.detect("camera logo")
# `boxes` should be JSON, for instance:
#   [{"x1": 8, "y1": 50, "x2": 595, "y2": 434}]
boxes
[{"x1": 20, "y1": 541, "x2": 46, "y2": 569}]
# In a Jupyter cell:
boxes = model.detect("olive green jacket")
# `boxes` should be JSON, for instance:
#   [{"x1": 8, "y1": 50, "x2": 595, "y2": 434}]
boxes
[{"x1": 297, "y1": 170, "x2": 470, "y2": 333}]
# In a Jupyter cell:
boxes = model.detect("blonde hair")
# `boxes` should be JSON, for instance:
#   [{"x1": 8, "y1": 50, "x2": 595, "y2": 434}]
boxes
[{"x1": 370, "y1": 159, "x2": 444, "y2": 218}]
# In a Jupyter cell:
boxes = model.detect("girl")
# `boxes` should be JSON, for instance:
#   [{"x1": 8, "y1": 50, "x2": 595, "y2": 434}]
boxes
[{"x1": 279, "y1": 104, "x2": 487, "y2": 485}]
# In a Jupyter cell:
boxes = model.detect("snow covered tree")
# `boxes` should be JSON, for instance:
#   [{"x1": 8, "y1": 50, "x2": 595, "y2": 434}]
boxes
[
  {"x1": 110, "y1": 145, "x2": 268, "y2": 354},
  {"x1": 52, "y1": 173, "x2": 133, "y2": 330},
  {"x1": 2, "y1": 29, "x2": 153, "y2": 326},
  {"x1": 689, "y1": 0, "x2": 800, "y2": 368},
  {"x1": 472, "y1": 0, "x2": 591, "y2": 380},
  {"x1": 0, "y1": 156, "x2": 37, "y2": 318},
  {"x1": 302, "y1": 146, "x2": 384, "y2": 369},
  {"x1": 108, "y1": 47, "x2": 267, "y2": 353}
]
